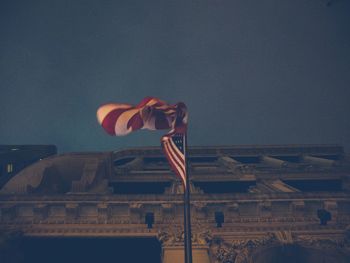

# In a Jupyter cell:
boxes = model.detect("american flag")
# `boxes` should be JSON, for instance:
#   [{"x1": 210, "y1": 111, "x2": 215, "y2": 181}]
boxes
[
  {"x1": 97, "y1": 97, "x2": 188, "y2": 187},
  {"x1": 96, "y1": 97, "x2": 178, "y2": 136},
  {"x1": 161, "y1": 132, "x2": 187, "y2": 188}
]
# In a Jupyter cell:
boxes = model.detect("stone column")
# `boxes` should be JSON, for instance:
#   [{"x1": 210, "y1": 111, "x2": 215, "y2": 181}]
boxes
[
  {"x1": 162, "y1": 245, "x2": 211, "y2": 263},
  {"x1": 209, "y1": 233, "x2": 279, "y2": 263},
  {"x1": 159, "y1": 229, "x2": 212, "y2": 263}
]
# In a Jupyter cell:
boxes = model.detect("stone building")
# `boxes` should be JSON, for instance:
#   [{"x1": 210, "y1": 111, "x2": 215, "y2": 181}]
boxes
[
  {"x1": 0, "y1": 144, "x2": 350, "y2": 263},
  {"x1": 0, "y1": 145, "x2": 57, "y2": 189}
]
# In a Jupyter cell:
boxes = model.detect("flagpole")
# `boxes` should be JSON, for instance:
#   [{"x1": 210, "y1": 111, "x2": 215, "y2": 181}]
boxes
[{"x1": 183, "y1": 132, "x2": 193, "y2": 263}]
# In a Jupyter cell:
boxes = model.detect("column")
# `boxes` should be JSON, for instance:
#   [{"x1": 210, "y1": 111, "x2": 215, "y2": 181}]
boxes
[{"x1": 159, "y1": 230, "x2": 211, "y2": 263}]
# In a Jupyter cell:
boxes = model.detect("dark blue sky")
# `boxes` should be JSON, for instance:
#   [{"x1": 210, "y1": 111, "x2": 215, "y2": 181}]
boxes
[{"x1": 1, "y1": 0, "x2": 349, "y2": 153}]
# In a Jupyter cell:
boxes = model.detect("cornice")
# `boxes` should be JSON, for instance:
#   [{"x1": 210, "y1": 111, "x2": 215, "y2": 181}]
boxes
[
  {"x1": 1, "y1": 191, "x2": 349, "y2": 202},
  {"x1": 112, "y1": 144, "x2": 344, "y2": 158},
  {"x1": 15, "y1": 224, "x2": 159, "y2": 238},
  {"x1": 209, "y1": 229, "x2": 350, "y2": 263}
]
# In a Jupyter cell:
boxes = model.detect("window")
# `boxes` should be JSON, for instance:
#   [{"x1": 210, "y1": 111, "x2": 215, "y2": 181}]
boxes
[
  {"x1": 7, "y1": 163, "x2": 13, "y2": 173},
  {"x1": 282, "y1": 179, "x2": 342, "y2": 192},
  {"x1": 109, "y1": 182, "x2": 172, "y2": 194},
  {"x1": 193, "y1": 181, "x2": 256, "y2": 194}
]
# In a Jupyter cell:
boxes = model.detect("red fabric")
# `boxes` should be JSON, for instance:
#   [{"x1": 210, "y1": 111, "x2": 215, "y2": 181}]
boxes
[
  {"x1": 101, "y1": 108, "x2": 130, "y2": 135},
  {"x1": 127, "y1": 112, "x2": 144, "y2": 131}
]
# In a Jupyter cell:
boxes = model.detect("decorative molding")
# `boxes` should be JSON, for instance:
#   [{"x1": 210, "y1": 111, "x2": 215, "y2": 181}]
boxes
[
  {"x1": 295, "y1": 234, "x2": 350, "y2": 250},
  {"x1": 33, "y1": 204, "x2": 48, "y2": 221},
  {"x1": 209, "y1": 230, "x2": 350, "y2": 263},
  {"x1": 274, "y1": 230, "x2": 293, "y2": 244},
  {"x1": 209, "y1": 233, "x2": 277, "y2": 263},
  {"x1": 65, "y1": 203, "x2": 79, "y2": 220},
  {"x1": 158, "y1": 224, "x2": 212, "y2": 247},
  {"x1": 129, "y1": 203, "x2": 143, "y2": 210},
  {"x1": 17, "y1": 225, "x2": 159, "y2": 237},
  {"x1": 97, "y1": 203, "x2": 109, "y2": 222}
]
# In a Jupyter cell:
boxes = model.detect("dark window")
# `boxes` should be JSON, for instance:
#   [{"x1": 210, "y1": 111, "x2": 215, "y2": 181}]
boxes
[
  {"x1": 114, "y1": 157, "x2": 135, "y2": 166},
  {"x1": 273, "y1": 156, "x2": 300, "y2": 163},
  {"x1": 193, "y1": 181, "x2": 256, "y2": 193},
  {"x1": 143, "y1": 157, "x2": 167, "y2": 164},
  {"x1": 189, "y1": 157, "x2": 217, "y2": 163},
  {"x1": 282, "y1": 179, "x2": 342, "y2": 192},
  {"x1": 230, "y1": 156, "x2": 260, "y2": 164},
  {"x1": 17, "y1": 237, "x2": 161, "y2": 263}
]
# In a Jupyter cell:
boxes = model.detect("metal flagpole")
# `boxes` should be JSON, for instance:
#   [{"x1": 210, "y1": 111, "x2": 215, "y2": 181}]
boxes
[{"x1": 183, "y1": 132, "x2": 193, "y2": 263}]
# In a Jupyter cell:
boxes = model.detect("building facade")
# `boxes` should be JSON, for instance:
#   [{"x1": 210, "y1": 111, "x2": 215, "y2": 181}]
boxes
[
  {"x1": 0, "y1": 145, "x2": 57, "y2": 189},
  {"x1": 0, "y1": 144, "x2": 350, "y2": 263}
]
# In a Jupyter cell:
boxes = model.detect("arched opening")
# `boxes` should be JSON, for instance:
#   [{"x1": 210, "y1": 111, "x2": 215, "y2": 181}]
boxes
[
  {"x1": 18, "y1": 236, "x2": 161, "y2": 263},
  {"x1": 252, "y1": 244, "x2": 348, "y2": 263}
]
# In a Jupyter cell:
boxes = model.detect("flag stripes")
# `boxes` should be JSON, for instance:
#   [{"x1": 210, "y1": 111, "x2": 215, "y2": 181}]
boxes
[
  {"x1": 97, "y1": 97, "x2": 188, "y2": 187},
  {"x1": 97, "y1": 97, "x2": 178, "y2": 136},
  {"x1": 162, "y1": 133, "x2": 187, "y2": 188}
]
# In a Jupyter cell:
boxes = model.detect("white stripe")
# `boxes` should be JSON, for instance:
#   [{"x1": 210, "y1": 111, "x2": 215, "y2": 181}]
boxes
[
  {"x1": 164, "y1": 139, "x2": 185, "y2": 174},
  {"x1": 145, "y1": 98, "x2": 160, "y2": 106},
  {"x1": 114, "y1": 108, "x2": 140, "y2": 135},
  {"x1": 163, "y1": 139, "x2": 186, "y2": 187},
  {"x1": 166, "y1": 139, "x2": 186, "y2": 184},
  {"x1": 169, "y1": 138, "x2": 185, "y2": 163},
  {"x1": 96, "y1": 103, "x2": 132, "y2": 124}
]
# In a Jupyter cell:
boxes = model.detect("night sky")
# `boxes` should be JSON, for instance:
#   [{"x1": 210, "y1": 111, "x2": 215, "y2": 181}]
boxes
[{"x1": 1, "y1": 0, "x2": 349, "y2": 153}]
